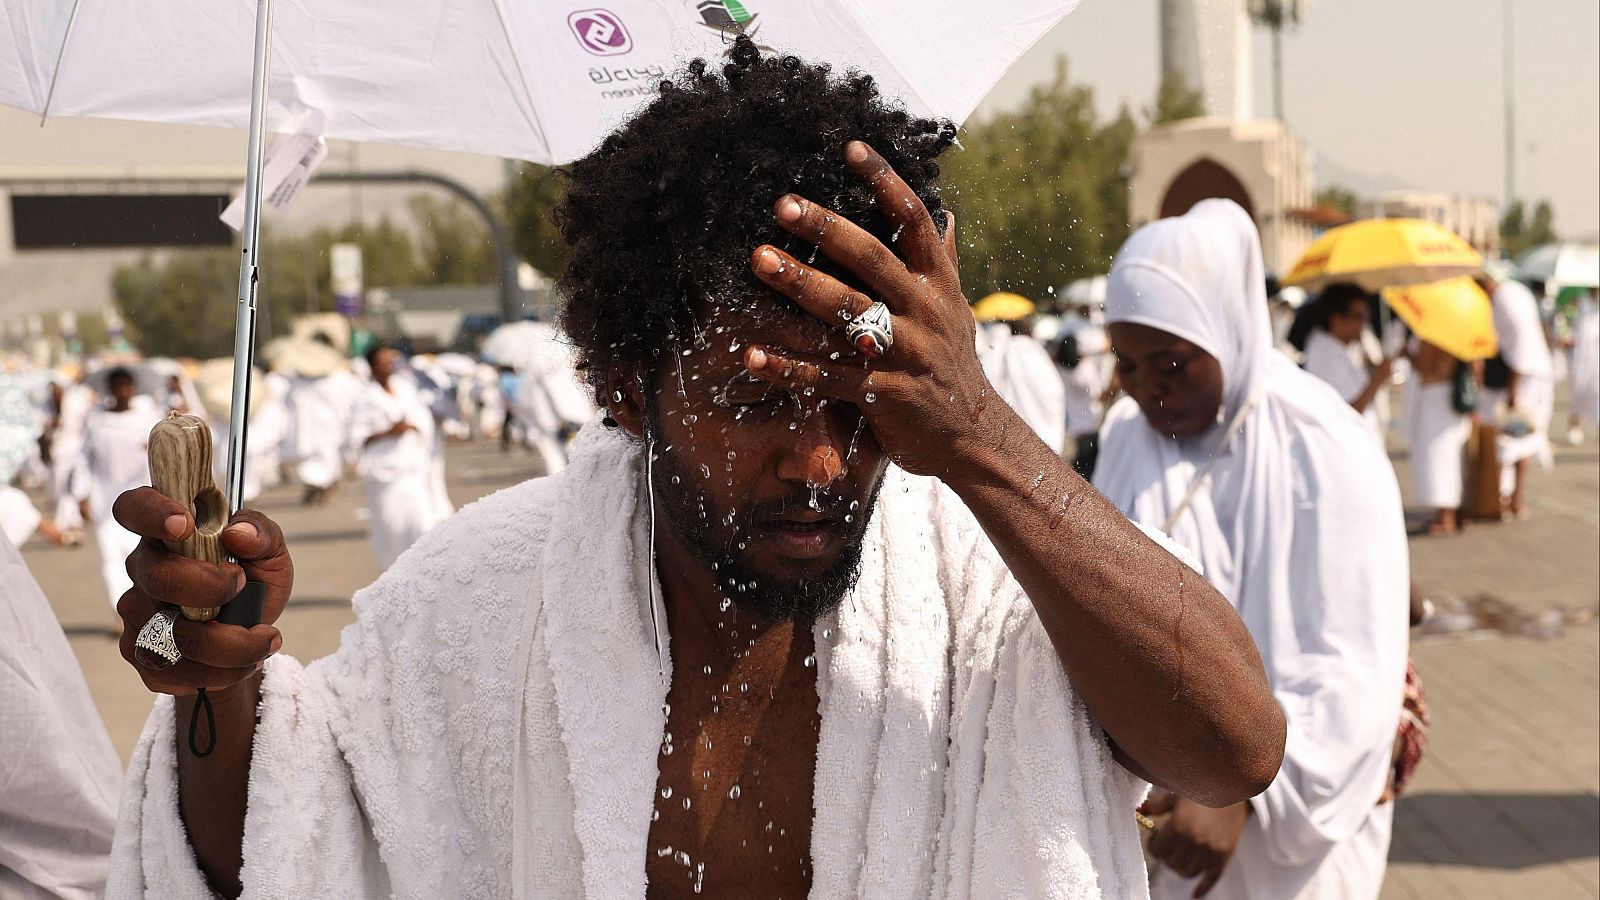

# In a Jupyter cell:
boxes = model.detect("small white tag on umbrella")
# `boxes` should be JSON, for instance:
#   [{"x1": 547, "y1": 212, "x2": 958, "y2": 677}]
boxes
[{"x1": 219, "y1": 132, "x2": 330, "y2": 231}]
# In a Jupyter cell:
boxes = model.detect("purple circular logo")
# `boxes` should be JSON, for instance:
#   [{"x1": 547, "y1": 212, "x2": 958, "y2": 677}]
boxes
[{"x1": 568, "y1": 10, "x2": 633, "y2": 56}]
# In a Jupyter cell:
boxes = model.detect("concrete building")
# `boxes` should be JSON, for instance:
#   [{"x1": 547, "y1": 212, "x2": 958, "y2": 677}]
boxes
[
  {"x1": 1160, "y1": 0, "x2": 1255, "y2": 121},
  {"x1": 1129, "y1": 119, "x2": 1316, "y2": 276},
  {"x1": 1134, "y1": 0, "x2": 1316, "y2": 274}
]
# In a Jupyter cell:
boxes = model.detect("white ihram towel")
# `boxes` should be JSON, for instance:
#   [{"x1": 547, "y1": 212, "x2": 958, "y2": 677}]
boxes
[{"x1": 109, "y1": 419, "x2": 1151, "y2": 899}]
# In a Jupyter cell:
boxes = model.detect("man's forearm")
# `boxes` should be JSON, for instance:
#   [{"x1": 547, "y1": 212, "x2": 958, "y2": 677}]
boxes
[
  {"x1": 945, "y1": 407, "x2": 1284, "y2": 807},
  {"x1": 176, "y1": 670, "x2": 262, "y2": 899}
]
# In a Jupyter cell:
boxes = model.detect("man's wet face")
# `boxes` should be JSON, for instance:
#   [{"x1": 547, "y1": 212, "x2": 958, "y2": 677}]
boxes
[{"x1": 645, "y1": 299, "x2": 888, "y2": 623}]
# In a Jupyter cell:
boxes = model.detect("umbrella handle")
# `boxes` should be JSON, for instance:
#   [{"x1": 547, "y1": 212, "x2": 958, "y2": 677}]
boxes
[{"x1": 147, "y1": 413, "x2": 232, "y2": 622}]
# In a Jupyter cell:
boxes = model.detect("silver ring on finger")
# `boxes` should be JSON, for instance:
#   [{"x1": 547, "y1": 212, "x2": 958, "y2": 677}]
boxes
[
  {"x1": 845, "y1": 301, "x2": 894, "y2": 359},
  {"x1": 133, "y1": 607, "x2": 182, "y2": 670}
]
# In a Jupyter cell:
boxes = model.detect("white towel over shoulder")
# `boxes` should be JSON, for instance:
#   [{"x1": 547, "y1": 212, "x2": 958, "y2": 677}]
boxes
[{"x1": 109, "y1": 421, "x2": 1150, "y2": 900}]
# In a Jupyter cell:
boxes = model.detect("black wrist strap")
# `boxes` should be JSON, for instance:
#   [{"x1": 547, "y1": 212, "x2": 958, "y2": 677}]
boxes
[
  {"x1": 187, "y1": 581, "x2": 268, "y2": 758},
  {"x1": 188, "y1": 689, "x2": 217, "y2": 758}
]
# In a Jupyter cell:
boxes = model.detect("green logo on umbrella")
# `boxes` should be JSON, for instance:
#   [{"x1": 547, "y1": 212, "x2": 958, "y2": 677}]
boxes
[
  {"x1": 691, "y1": 0, "x2": 769, "y2": 45},
  {"x1": 694, "y1": 0, "x2": 754, "y2": 29}
]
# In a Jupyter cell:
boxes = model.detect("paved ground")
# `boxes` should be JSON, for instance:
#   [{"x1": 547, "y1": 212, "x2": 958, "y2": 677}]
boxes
[
  {"x1": 19, "y1": 411, "x2": 1600, "y2": 897},
  {"x1": 1380, "y1": 410, "x2": 1600, "y2": 899}
]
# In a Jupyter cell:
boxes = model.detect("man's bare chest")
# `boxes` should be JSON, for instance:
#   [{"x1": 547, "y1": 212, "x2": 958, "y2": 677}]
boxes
[{"x1": 645, "y1": 649, "x2": 820, "y2": 899}]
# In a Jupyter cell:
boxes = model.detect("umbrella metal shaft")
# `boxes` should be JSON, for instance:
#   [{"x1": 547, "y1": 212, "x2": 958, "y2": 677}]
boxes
[{"x1": 226, "y1": 0, "x2": 275, "y2": 517}]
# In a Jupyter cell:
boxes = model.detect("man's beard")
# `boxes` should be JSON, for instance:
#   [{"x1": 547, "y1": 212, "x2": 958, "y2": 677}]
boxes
[{"x1": 648, "y1": 443, "x2": 880, "y2": 624}]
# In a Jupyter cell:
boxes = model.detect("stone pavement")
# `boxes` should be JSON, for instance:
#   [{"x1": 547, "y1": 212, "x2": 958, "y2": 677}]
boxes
[
  {"x1": 1380, "y1": 421, "x2": 1600, "y2": 899},
  {"x1": 18, "y1": 422, "x2": 1600, "y2": 898}
]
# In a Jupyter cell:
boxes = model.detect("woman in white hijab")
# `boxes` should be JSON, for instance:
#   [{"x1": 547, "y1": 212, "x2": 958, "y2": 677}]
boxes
[{"x1": 1094, "y1": 200, "x2": 1409, "y2": 900}]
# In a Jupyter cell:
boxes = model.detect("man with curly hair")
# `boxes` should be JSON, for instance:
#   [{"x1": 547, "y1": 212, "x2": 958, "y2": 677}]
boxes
[{"x1": 108, "y1": 39, "x2": 1283, "y2": 899}]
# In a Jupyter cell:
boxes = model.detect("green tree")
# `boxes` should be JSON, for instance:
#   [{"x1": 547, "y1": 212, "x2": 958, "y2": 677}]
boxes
[
  {"x1": 506, "y1": 162, "x2": 571, "y2": 280},
  {"x1": 1500, "y1": 199, "x2": 1558, "y2": 259},
  {"x1": 113, "y1": 251, "x2": 244, "y2": 358},
  {"x1": 408, "y1": 195, "x2": 496, "y2": 284},
  {"x1": 940, "y1": 56, "x2": 1135, "y2": 303},
  {"x1": 1148, "y1": 71, "x2": 1207, "y2": 125},
  {"x1": 113, "y1": 213, "x2": 436, "y2": 358},
  {"x1": 1314, "y1": 185, "x2": 1359, "y2": 217}
]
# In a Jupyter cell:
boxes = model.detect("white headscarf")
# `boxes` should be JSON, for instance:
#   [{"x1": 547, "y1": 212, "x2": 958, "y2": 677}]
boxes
[{"x1": 1094, "y1": 200, "x2": 1411, "y2": 886}]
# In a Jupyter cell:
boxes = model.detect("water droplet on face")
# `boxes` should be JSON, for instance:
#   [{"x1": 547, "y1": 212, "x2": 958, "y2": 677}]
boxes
[
  {"x1": 728, "y1": 784, "x2": 742, "y2": 800},
  {"x1": 682, "y1": 797, "x2": 692, "y2": 810},
  {"x1": 661, "y1": 786, "x2": 673, "y2": 798},
  {"x1": 864, "y1": 392, "x2": 876, "y2": 403},
  {"x1": 803, "y1": 654, "x2": 816, "y2": 668},
  {"x1": 700, "y1": 464, "x2": 712, "y2": 479}
]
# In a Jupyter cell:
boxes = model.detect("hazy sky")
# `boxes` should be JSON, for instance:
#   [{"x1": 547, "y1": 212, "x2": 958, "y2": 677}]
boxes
[
  {"x1": 979, "y1": 0, "x2": 1600, "y2": 237},
  {"x1": 3, "y1": 0, "x2": 1595, "y2": 238}
]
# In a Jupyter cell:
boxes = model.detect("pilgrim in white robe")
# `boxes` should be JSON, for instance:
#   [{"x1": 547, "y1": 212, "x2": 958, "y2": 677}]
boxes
[
  {"x1": 1402, "y1": 376, "x2": 1471, "y2": 510},
  {"x1": 1057, "y1": 314, "x2": 1115, "y2": 441},
  {"x1": 0, "y1": 485, "x2": 42, "y2": 548},
  {"x1": 50, "y1": 383, "x2": 94, "y2": 531},
  {"x1": 1, "y1": 531, "x2": 122, "y2": 899},
  {"x1": 287, "y1": 371, "x2": 360, "y2": 491},
  {"x1": 1486, "y1": 280, "x2": 1555, "y2": 477},
  {"x1": 1095, "y1": 200, "x2": 1409, "y2": 900},
  {"x1": 108, "y1": 420, "x2": 1159, "y2": 900},
  {"x1": 348, "y1": 375, "x2": 453, "y2": 570},
  {"x1": 254, "y1": 371, "x2": 293, "y2": 490},
  {"x1": 76, "y1": 396, "x2": 165, "y2": 608},
  {"x1": 977, "y1": 322, "x2": 1068, "y2": 454},
  {"x1": 512, "y1": 340, "x2": 594, "y2": 476},
  {"x1": 1303, "y1": 329, "x2": 1386, "y2": 445},
  {"x1": 1571, "y1": 294, "x2": 1600, "y2": 428}
]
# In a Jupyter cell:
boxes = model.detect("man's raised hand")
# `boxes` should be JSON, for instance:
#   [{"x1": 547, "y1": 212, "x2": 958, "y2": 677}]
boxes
[{"x1": 742, "y1": 140, "x2": 1000, "y2": 479}]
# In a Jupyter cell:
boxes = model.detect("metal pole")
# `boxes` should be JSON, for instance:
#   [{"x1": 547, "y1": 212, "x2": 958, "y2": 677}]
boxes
[
  {"x1": 226, "y1": 0, "x2": 274, "y2": 516},
  {"x1": 1503, "y1": 0, "x2": 1516, "y2": 218},
  {"x1": 1272, "y1": 24, "x2": 1284, "y2": 122}
]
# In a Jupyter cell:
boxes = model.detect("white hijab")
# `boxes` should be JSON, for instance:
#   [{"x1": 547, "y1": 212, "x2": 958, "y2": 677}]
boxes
[{"x1": 1094, "y1": 200, "x2": 1410, "y2": 872}]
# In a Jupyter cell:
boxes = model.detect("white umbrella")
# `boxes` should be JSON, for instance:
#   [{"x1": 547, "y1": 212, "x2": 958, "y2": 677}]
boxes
[
  {"x1": 481, "y1": 320, "x2": 559, "y2": 371},
  {"x1": 2, "y1": 0, "x2": 1081, "y2": 515},
  {"x1": 3, "y1": 0, "x2": 1081, "y2": 165},
  {"x1": 433, "y1": 353, "x2": 479, "y2": 379},
  {"x1": 1516, "y1": 242, "x2": 1600, "y2": 291}
]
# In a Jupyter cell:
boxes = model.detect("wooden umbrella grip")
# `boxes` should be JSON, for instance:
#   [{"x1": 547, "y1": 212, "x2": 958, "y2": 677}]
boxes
[{"x1": 148, "y1": 412, "x2": 230, "y2": 622}]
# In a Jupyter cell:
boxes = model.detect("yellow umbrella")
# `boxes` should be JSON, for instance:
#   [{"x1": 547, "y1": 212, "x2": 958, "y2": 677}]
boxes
[
  {"x1": 1284, "y1": 219, "x2": 1483, "y2": 292},
  {"x1": 972, "y1": 292, "x2": 1036, "y2": 322},
  {"x1": 1381, "y1": 277, "x2": 1498, "y2": 362}
]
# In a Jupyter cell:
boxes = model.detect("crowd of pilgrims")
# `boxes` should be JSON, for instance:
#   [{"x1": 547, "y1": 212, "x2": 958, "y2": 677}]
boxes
[
  {"x1": 1, "y1": 325, "x2": 598, "y2": 596},
  {"x1": 1, "y1": 198, "x2": 1596, "y2": 899}
]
